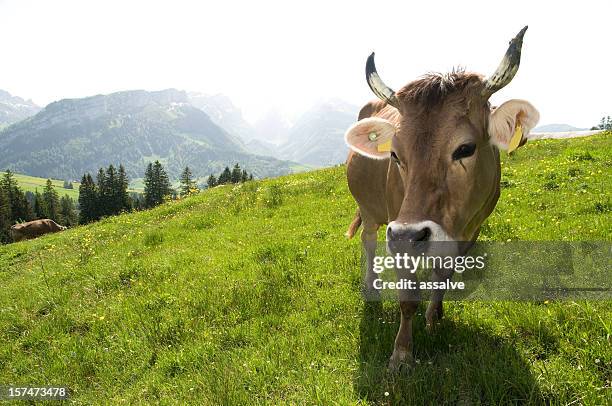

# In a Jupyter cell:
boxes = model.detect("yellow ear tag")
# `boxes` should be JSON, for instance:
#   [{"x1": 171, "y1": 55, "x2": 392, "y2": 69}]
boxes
[
  {"x1": 507, "y1": 123, "x2": 523, "y2": 153},
  {"x1": 377, "y1": 140, "x2": 392, "y2": 152}
]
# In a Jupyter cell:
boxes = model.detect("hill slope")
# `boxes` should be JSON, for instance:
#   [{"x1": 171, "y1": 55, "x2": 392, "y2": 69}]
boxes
[
  {"x1": 0, "y1": 89, "x2": 295, "y2": 181},
  {"x1": 0, "y1": 134, "x2": 610, "y2": 404},
  {"x1": 11, "y1": 172, "x2": 143, "y2": 200},
  {"x1": 13, "y1": 173, "x2": 80, "y2": 200},
  {"x1": 0, "y1": 89, "x2": 40, "y2": 128}
]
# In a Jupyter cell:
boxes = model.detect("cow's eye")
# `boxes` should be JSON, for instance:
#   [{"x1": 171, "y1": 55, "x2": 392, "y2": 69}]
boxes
[
  {"x1": 390, "y1": 151, "x2": 400, "y2": 165},
  {"x1": 452, "y1": 143, "x2": 476, "y2": 160}
]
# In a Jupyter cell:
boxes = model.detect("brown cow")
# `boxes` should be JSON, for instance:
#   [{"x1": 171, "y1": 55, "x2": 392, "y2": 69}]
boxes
[
  {"x1": 10, "y1": 219, "x2": 67, "y2": 242},
  {"x1": 345, "y1": 27, "x2": 540, "y2": 370}
]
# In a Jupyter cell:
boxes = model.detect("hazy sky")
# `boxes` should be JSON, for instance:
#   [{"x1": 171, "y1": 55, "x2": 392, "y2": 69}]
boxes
[{"x1": 0, "y1": 0, "x2": 610, "y2": 127}]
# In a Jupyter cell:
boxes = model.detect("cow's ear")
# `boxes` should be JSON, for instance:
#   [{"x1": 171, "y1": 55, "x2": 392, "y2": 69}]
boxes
[
  {"x1": 488, "y1": 99, "x2": 540, "y2": 153},
  {"x1": 345, "y1": 117, "x2": 396, "y2": 159}
]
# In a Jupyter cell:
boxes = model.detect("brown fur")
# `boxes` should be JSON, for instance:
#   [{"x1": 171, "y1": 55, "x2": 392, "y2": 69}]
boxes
[
  {"x1": 10, "y1": 219, "x2": 67, "y2": 242},
  {"x1": 396, "y1": 70, "x2": 484, "y2": 108},
  {"x1": 346, "y1": 72, "x2": 504, "y2": 370}
]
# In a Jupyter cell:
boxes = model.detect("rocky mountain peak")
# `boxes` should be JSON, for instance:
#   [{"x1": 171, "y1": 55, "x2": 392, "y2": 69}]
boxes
[{"x1": 0, "y1": 89, "x2": 41, "y2": 127}]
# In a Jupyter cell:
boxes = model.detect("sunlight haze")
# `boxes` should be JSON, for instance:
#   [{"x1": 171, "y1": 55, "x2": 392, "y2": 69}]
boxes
[{"x1": 0, "y1": 0, "x2": 610, "y2": 127}]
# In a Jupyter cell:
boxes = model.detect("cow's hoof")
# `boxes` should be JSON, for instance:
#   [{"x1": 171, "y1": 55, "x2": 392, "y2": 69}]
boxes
[{"x1": 388, "y1": 349, "x2": 412, "y2": 372}]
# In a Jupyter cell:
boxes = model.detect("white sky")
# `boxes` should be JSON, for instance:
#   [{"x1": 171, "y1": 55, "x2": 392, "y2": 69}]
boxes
[{"x1": 0, "y1": 0, "x2": 610, "y2": 127}]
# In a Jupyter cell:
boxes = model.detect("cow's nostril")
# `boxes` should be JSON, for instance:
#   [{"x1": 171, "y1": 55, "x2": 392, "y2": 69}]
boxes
[
  {"x1": 415, "y1": 227, "x2": 431, "y2": 242},
  {"x1": 387, "y1": 227, "x2": 398, "y2": 241},
  {"x1": 387, "y1": 224, "x2": 432, "y2": 242}
]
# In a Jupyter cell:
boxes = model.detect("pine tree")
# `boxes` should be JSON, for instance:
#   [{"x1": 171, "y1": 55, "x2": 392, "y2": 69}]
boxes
[
  {"x1": 106, "y1": 164, "x2": 119, "y2": 215},
  {"x1": 1, "y1": 169, "x2": 32, "y2": 222},
  {"x1": 218, "y1": 167, "x2": 232, "y2": 184},
  {"x1": 249, "y1": 174, "x2": 254, "y2": 181},
  {"x1": 117, "y1": 165, "x2": 131, "y2": 212},
  {"x1": 24, "y1": 191, "x2": 35, "y2": 207},
  {"x1": 241, "y1": 169, "x2": 248, "y2": 182},
  {"x1": 96, "y1": 168, "x2": 109, "y2": 217},
  {"x1": 1, "y1": 170, "x2": 15, "y2": 221},
  {"x1": 180, "y1": 166, "x2": 198, "y2": 197},
  {"x1": 144, "y1": 161, "x2": 172, "y2": 208},
  {"x1": 42, "y1": 179, "x2": 60, "y2": 221},
  {"x1": 11, "y1": 191, "x2": 32, "y2": 222},
  {"x1": 78, "y1": 173, "x2": 98, "y2": 224},
  {"x1": 231, "y1": 164, "x2": 242, "y2": 183},
  {"x1": 144, "y1": 163, "x2": 155, "y2": 208},
  {"x1": 0, "y1": 186, "x2": 11, "y2": 243},
  {"x1": 59, "y1": 195, "x2": 77, "y2": 226},
  {"x1": 206, "y1": 174, "x2": 217, "y2": 189},
  {"x1": 596, "y1": 116, "x2": 612, "y2": 130},
  {"x1": 154, "y1": 161, "x2": 172, "y2": 203},
  {"x1": 33, "y1": 190, "x2": 45, "y2": 218}
]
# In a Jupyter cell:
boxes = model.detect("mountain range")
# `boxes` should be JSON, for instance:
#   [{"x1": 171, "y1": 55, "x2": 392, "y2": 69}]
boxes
[
  {"x1": 193, "y1": 94, "x2": 358, "y2": 166},
  {"x1": 0, "y1": 89, "x2": 297, "y2": 181},
  {"x1": 276, "y1": 100, "x2": 357, "y2": 167},
  {"x1": 533, "y1": 123, "x2": 588, "y2": 133},
  {"x1": 0, "y1": 88, "x2": 360, "y2": 182},
  {"x1": 187, "y1": 93, "x2": 252, "y2": 145},
  {"x1": 15, "y1": 88, "x2": 593, "y2": 182},
  {"x1": 0, "y1": 90, "x2": 41, "y2": 128}
]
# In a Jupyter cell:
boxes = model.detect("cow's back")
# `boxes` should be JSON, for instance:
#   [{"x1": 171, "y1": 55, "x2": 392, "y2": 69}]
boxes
[{"x1": 10, "y1": 219, "x2": 63, "y2": 242}]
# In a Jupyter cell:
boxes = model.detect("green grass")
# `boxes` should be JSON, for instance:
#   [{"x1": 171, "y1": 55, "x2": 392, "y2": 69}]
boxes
[
  {"x1": 13, "y1": 173, "x2": 80, "y2": 200},
  {"x1": 12, "y1": 172, "x2": 144, "y2": 200},
  {"x1": 0, "y1": 133, "x2": 610, "y2": 404}
]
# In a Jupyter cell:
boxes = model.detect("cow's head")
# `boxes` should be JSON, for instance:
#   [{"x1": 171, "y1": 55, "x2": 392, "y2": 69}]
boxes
[{"x1": 345, "y1": 26, "x2": 539, "y2": 252}]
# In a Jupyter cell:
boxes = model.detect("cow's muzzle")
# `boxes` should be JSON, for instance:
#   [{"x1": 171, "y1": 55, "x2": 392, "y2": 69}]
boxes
[
  {"x1": 387, "y1": 223, "x2": 431, "y2": 242},
  {"x1": 386, "y1": 220, "x2": 453, "y2": 255}
]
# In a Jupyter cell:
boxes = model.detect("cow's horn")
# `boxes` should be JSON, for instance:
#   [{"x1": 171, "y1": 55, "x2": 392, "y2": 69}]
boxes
[
  {"x1": 482, "y1": 26, "x2": 528, "y2": 98},
  {"x1": 366, "y1": 52, "x2": 400, "y2": 109}
]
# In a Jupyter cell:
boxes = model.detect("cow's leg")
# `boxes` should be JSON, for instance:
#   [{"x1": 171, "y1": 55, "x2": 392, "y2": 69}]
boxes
[
  {"x1": 389, "y1": 299, "x2": 419, "y2": 371},
  {"x1": 361, "y1": 221, "x2": 380, "y2": 299},
  {"x1": 425, "y1": 268, "x2": 453, "y2": 332},
  {"x1": 389, "y1": 276, "x2": 420, "y2": 371}
]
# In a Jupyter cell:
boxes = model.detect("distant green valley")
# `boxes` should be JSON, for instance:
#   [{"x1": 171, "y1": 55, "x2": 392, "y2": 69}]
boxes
[
  {"x1": 13, "y1": 173, "x2": 80, "y2": 200},
  {"x1": 12, "y1": 172, "x2": 144, "y2": 200}
]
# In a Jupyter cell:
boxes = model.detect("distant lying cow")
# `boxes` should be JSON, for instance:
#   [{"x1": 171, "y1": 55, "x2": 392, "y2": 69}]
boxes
[{"x1": 10, "y1": 219, "x2": 67, "y2": 242}]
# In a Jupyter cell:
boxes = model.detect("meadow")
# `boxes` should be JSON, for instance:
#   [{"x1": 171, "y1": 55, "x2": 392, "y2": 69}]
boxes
[
  {"x1": 12, "y1": 173, "x2": 144, "y2": 201},
  {"x1": 0, "y1": 133, "x2": 610, "y2": 404},
  {"x1": 12, "y1": 173, "x2": 80, "y2": 200}
]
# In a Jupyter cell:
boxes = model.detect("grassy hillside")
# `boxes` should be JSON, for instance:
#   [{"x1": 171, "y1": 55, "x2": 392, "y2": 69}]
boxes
[
  {"x1": 13, "y1": 173, "x2": 144, "y2": 201},
  {"x1": 0, "y1": 133, "x2": 610, "y2": 404},
  {"x1": 13, "y1": 173, "x2": 80, "y2": 200}
]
